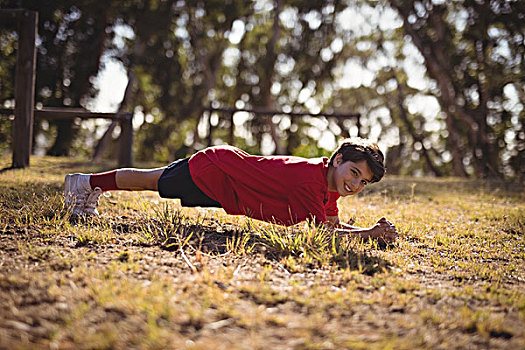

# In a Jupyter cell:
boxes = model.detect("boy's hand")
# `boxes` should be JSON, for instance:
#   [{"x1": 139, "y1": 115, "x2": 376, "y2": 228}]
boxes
[{"x1": 370, "y1": 217, "x2": 398, "y2": 243}]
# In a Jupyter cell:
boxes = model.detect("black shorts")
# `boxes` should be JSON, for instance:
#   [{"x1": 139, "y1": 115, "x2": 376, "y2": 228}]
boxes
[{"x1": 157, "y1": 158, "x2": 221, "y2": 208}]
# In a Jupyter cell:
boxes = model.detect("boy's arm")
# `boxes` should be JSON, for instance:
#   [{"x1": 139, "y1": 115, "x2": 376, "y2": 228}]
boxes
[
  {"x1": 326, "y1": 216, "x2": 398, "y2": 243},
  {"x1": 326, "y1": 215, "x2": 356, "y2": 229}
]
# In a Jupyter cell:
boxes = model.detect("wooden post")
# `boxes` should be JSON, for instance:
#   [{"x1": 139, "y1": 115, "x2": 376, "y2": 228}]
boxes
[
  {"x1": 12, "y1": 10, "x2": 37, "y2": 168},
  {"x1": 207, "y1": 106, "x2": 214, "y2": 147},
  {"x1": 356, "y1": 114, "x2": 362, "y2": 138},
  {"x1": 93, "y1": 71, "x2": 135, "y2": 161},
  {"x1": 118, "y1": 113, "x2": 133, "y2": 167},
  {"x1": 229, "y1": 111, "x2": 235, "y2": 145}
]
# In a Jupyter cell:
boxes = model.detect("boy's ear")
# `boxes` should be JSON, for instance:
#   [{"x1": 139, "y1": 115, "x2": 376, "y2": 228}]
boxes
[{"x1": 333, "y1": 153, "x2": 343, "y2": 167}]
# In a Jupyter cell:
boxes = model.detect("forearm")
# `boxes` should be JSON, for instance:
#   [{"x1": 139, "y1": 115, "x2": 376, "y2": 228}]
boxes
[
  {"x1": 327, "y1": 216, "x2": 398, "y2": 242},
  {"x1": 334, "y1": 225, "x2": 375, "y2": 239},
  {"x1": 326, "y1": 217, "x2": 374, "y2": 239}
]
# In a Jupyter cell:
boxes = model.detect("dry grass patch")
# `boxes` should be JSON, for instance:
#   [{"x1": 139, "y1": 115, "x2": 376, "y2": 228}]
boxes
[{"x1": 0, "y1": 156, "x2": 523, "y2": 349}]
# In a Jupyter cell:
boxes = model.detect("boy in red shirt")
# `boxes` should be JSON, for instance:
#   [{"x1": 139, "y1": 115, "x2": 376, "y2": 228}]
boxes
[{"x1": 65, "y1": 138, "x2": 397, "y2": 242}]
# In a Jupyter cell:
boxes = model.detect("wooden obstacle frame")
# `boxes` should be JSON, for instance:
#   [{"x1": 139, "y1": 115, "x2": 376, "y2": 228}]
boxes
[
  {"x1": 0, "y1": 9, "x2": 133, "y2": 168},
  {"x1": 1, "y1": 8, "x2": 360, "y2": 169}
]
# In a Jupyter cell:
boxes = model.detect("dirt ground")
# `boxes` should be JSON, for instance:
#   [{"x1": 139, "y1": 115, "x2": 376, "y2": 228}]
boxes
[{"x1": 1, "y1": 214, "x2": 523, "y2": 349}]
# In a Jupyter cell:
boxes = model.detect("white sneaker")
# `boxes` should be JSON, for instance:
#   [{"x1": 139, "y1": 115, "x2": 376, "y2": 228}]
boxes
[{"x1": 64, "y1": 173, "x2": 101, "y2": 216}]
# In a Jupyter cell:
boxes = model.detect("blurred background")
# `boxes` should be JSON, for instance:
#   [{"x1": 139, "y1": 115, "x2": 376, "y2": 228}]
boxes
[{"x1": 0, "y1": 0, "x2": 523, "y2": 179}]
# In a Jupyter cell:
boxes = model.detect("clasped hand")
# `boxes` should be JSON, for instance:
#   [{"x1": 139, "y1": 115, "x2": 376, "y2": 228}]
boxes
[{"x1": 368, "y1": 217, "x2": 398, "y2": 243}]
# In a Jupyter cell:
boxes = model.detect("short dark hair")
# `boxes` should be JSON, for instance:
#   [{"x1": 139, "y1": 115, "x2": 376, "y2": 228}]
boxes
[{"x1": 329, "y1": 138, "x2": 385, "y2": 183}]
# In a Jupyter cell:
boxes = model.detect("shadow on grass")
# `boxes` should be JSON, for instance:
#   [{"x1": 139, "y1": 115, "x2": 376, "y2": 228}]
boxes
[
  {"x1": 158, "y1": 222, "x2": 250, "y2": 255},
  {"x1": 134, "y1": 217, "x2": 391, "y2": 276},
  {"x1": 2, "y1": 179, "x2": 391, "y2": 277},
  {"x1": 0, "y1": 166, "x2": 16, "y2": 174}
]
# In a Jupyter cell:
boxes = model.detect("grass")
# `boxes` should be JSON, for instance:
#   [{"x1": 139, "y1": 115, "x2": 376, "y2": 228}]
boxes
[{"x1": 0, "y1": 155, "x2": 524, "y2": 349}]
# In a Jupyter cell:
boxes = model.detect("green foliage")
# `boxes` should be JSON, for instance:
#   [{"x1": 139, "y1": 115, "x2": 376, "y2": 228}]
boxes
[
  {"x1": 0, "y1": 0, "x2": 523, "y2": 177},
  {"x1": 291, "y1": 142, "x2": 332, "y2": 159},
  {"x1": 387, "y1": 0, "x2": 525, "y2": 178},
  {"x1": 0, "y1": 27, "x2": 16, "y2": 153},
  {"x1": 0, "y1": 28, "x2": 16, "y2": 101},
  {"x1": 0, "y1": 0, "x2": 114, "y2": 156}
]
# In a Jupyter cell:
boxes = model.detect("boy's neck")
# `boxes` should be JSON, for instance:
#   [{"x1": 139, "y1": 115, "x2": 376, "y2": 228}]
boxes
[{"x1": 326, "y1": 166, "x2": 336, "y2": 191}]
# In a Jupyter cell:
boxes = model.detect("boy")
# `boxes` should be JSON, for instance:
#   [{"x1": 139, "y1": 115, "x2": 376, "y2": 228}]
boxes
[{"x1": 64, "y1": 138, "x2": 398, "y2": 242}]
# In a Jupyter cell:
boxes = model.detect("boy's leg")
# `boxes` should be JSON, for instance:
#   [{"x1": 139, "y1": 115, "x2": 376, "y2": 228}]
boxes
[
  {"x1": 114, "y1": 167, "x2": 166, "y2": 191},
  {"x1": 65, "y1": 166, "x2": 166, "y2": 216}
]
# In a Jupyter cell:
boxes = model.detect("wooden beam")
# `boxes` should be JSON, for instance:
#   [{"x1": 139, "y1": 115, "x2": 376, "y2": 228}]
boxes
[
  {"x1": 3, "y1": 106, "x2": 358, "y2": 120},
  {"x1": 12, "y1": 10, "x2": 37, "y2": 169},
  {"x1": 0, "y1": 108, "x2": 129, "y2": 120},
  {"x1": 203, "y1": 106, "x2": 360, "y2": 119},
  {"x1": 34, "y1": 108, "x2": 129, "y2": 120}
]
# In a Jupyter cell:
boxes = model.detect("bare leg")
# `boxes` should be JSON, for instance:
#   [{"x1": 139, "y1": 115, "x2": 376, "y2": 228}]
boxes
[{"x1": 115, "y1": 167, "x2": 166, "y2": 191}]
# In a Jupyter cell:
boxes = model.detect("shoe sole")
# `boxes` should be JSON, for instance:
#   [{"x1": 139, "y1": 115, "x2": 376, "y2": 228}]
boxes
[
  {"x1": 64, "y1": 174, "x2": 73, "y2": 206},
  {"x1": 64, "y1": 174, "x2": 91, "y2": 216}
]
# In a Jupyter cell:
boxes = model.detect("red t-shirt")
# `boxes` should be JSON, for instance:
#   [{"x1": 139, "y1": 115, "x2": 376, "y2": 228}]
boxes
[{"x1": 188, "y1": 145, "x2": 340, "y2": 226}]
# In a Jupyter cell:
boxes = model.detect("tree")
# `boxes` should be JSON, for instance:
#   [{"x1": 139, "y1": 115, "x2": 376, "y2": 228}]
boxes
[
  {"x1": 388, "y1": 0, "x2": 525, "y2": 178},
  {"x1": 219, "y1": 0, "x2": 352, "y2": 155},
  {"x1": 0, "y1": 26, "x2": 17, "y2": 152},
  {"x1": 107, "y1": 0, "x2": 252, "y2": 160},
  {"x1": 1, "y1": 0, "x2": 112, "y2": 156}
]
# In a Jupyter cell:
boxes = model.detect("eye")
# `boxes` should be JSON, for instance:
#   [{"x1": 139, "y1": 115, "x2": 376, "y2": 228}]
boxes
[
  {"x1": 351, "y1": 170, "x2": 358, "y2": 176},
  {"x1": 361, "y1": 180, "x2": 368, "y2": 186}
]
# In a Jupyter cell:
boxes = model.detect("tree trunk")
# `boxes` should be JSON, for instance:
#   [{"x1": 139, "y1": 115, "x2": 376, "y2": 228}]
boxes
[
  {"x1": 389, "y1": 1, "x2": 480, "y2": 177},
  {"x1": 445, "y1": 115, "x2": 469, "y2": 177},
  {"x1": 473, "y1": 34, "x2": 500, "y2": 178},
  {"x1": 93, "y1": 72, "x2": 135, "y2": 161},
  {"x1": 47, "y1": 4, "x2": 108, "y2": 157},
  {"x1": 46, "y1": 120, "x2": 75, "y2": 156},
  {"x1": 260, "y1": 0, "x2": 285, "y2": 155},
  {"x1": 187, "y1": 12, "x2": 227, "y2": 150},
  {"x1": 393, "y1": 86, "x2": 442, "y2": 176}
]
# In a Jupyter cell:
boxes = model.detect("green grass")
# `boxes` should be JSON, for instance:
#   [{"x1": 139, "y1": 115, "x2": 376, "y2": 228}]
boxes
[{"x1": 0, "y1": 156, "x2": 524, "y2": 349}]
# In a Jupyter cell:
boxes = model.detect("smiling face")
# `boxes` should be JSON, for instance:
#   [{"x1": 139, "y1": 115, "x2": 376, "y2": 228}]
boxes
[{"x1": 327, "y1": 153, "x2": 374, "y2": 197}]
